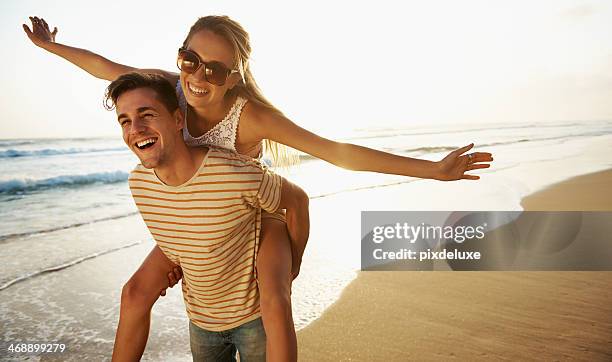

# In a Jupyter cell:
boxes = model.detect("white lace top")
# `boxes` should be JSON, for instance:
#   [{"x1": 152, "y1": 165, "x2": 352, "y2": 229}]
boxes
[{"x1": 176, "y1": 81, "x2": 248, "y2": 152}]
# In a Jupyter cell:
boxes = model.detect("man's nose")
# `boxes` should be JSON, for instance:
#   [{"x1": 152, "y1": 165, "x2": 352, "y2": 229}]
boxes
[{"x1": 129, "y1": 117, "x2": 146, "y2": 134}]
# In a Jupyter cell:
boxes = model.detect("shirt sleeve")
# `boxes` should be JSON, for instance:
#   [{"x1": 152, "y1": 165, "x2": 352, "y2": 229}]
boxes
[{"x1": 249, "y1": 167, "x2": 283, "y2": 213}]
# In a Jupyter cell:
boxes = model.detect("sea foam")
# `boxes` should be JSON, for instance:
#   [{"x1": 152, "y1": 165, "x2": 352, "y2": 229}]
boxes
[{"x1": 0, "y1": 171, "x2": 129, "y2": 194}]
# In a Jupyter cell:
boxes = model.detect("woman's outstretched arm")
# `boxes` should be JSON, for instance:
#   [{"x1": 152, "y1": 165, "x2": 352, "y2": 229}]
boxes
[
  {"x1": 244, "y1": 105, "x2": 493, "y2": 181},
  {"x1": 23, "y1": 16, "x2": 178, "y2": 83}
]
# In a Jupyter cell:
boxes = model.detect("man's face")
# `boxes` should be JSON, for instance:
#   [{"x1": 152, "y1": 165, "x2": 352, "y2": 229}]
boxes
[{"x1": 116, "y1": 88, "x2": 182, "y2": 169}]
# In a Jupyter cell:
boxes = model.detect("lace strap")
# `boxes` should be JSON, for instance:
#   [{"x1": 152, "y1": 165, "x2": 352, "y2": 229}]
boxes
[{"x1": 228, "y1": 97, "x2": 248, "y2": 149}]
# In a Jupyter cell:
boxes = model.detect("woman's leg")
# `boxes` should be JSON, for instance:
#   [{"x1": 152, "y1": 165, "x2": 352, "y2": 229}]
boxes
[
  {"x1": 257, "y1": 216, "x2": 296, "y2": 362},
  {"x1": 112, "y1": 245, "x2": 179, "y2": 362}
]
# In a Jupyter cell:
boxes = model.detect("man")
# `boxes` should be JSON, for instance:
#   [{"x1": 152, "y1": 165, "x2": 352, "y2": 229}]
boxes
[{"x1": 105, "y1": 72, "x2": 309, "y2": 361}]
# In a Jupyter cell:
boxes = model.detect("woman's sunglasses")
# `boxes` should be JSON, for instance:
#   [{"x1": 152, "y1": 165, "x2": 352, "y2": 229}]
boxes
[{"x1": 177, "y1": 48, "x2": 240, "y2": 86}]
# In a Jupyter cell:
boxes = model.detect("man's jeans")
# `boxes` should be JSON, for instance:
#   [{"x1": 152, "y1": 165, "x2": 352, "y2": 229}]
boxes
[{"x1": 189, "y1": 318, "x2": 266, "y2": 362}]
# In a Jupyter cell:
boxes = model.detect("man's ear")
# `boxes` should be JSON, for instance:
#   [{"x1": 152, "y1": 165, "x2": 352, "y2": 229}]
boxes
[{"x1": 174, "y1": 108, "x2": 185, "y2": 131}]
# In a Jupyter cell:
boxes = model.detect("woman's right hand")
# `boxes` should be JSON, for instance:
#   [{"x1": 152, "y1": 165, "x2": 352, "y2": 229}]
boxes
[
  {"x1": 160, "y1": 266, "x2": 183, "y2": 297},
  {"x1": 23, "y1": 16, "x2": 58, "y2": 48}
]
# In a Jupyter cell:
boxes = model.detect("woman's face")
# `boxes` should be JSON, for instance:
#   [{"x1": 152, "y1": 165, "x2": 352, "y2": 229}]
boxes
[{"x1": 179, "y1": 30, "x2": 241, "y2": 109}]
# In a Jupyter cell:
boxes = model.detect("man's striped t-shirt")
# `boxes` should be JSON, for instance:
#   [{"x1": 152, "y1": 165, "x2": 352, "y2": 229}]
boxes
[{"x1": 128, "y1": 147, "x2": 282, "y2": 331}]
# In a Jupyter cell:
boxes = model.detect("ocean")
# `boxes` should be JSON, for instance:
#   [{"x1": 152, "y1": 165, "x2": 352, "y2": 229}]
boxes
[{"x1": 1, "y1": 119, "x2": 612, "y2": 361}]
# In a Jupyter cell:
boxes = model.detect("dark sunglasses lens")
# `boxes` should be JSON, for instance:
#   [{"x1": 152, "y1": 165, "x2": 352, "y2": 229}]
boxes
[
  {"x1": 206, "y1": 62, "x2": 230, "y2": 85},
  {"x1": 178, "y1": 52, "x2": 199, "y2": 74}
]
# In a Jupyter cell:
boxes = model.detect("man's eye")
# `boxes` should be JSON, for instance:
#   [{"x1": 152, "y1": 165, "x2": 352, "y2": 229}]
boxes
[
  {"x1": 120, "y1": 120, "x2": 131, "y2": 126},
  {"x1": 143, "y1": 113, "x2": 155, "y2": 119}
]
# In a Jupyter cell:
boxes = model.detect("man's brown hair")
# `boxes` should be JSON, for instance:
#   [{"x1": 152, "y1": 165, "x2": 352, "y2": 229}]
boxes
[{"x1": 104, "y1": 72, "x2": 179, "y2": 113}]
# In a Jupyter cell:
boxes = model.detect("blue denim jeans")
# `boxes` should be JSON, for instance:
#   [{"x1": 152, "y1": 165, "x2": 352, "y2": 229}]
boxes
[{"x1": 189, "y1": 317, "x2": 266, "y2": 362}]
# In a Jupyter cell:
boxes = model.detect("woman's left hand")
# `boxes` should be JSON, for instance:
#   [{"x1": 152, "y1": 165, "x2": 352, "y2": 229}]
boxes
[{"x1": 434, "y1": 143, "x2": 493, "y2": 181}]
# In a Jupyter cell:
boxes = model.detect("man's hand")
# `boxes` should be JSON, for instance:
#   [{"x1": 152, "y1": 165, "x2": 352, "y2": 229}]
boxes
[
  {"x1": 23, "y1": 16, "x2": 58, "y2": 48},
  {"x1": 159, "y1": 266, "x2": 183, "y2": 297},
  {"x1": 434, "y1": 143, "x2": 493, "y2": 181}
]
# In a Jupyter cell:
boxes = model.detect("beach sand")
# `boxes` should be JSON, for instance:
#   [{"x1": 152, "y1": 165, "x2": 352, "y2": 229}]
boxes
[
  {"x1": 520, "y1": 169, "x2": 612, "y2": 211},
  {"x1": 297, "y1": 170, "x2": 612, "y2": 361}
]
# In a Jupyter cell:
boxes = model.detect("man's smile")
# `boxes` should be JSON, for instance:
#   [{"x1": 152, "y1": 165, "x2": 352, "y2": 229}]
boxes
[{"x1": 134, "y1": 137, "x2": 158, "y2": 150}]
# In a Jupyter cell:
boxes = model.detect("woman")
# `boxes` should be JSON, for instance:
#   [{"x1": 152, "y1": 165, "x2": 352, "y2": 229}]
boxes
[{"x1": 24, "y1": 15, "x2": 493, "y2": 361}]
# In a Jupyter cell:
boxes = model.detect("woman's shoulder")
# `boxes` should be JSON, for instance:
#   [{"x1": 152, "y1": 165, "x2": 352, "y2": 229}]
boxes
[
  {"x1": 239, "y1": 99, "x2": 290, "y2": 144},
  {"x1": 240, "y1": 100, "x2": 278, "y2": 126},
  {"x1": 240, "y1": 100, "x2": 281, "y2": 140}
]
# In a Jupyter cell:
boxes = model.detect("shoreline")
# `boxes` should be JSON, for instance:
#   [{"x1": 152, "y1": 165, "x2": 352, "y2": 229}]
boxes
[
  {"x1": 297, "y1": 169, "x2": 612, "y2": 361},
  {"x1": 520, "y1": 168, "x2": 612, "y2": 211}
]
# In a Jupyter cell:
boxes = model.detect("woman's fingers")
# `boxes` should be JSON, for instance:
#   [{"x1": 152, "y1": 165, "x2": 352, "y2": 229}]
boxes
[
  {"x1": 454, "y1": 143, "x2": 474, "y2": 156},
  {"x1": 467, "y1": 163, "x2": 490, "y2": 171},
  {"x1": 29, "y1": 16, "x2": 42, "y2": 30},
  {"x1": 173, "y1": 267, "x2": 182, "y2": 282},
  {"x1": 23, "y1": 21, "x2": 39, "y2": 43},
  {"x1": 462, "y1": 160, "x2": 491, "y2": 180},
  {"x1": 29, "y1": 17, "x2": 40, "y2": 32},
  {"x1": 167, "y1": 271, "x2": 177, "y2": 287},
  {"x1": 24, "y1": 16, "x2": 58, "y2": 44},
  {"x1": 465, "y1": 152, "x2": 494, "y2": 165},
  {"x1": 472, "y1": 152, "x2": 493, "y2": 161},
  {"x1": 167, "y1": 267, "x2": 182, "y2": 287},
  {"x1": 439, "y1": 146, "x2": 492, "y2": 181},
  {"x1": 22, "y1": 24, "x2": 32, "y2": 36}
]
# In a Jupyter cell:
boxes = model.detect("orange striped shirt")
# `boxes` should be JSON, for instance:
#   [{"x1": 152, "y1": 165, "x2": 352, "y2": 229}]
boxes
[{"x1": 128, "y1": 147, "x2": 282, "y2": 331}]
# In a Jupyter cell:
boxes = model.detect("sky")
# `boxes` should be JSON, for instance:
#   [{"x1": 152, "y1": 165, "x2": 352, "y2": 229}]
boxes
[{"x1": 1, "y1": 0, "x2": 611, "y2": 139}]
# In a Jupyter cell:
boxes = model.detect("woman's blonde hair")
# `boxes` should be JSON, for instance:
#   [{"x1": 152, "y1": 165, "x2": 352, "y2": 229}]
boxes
[{"x1": 182, "y1": 15, "x2": 299, "y2": 168}]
